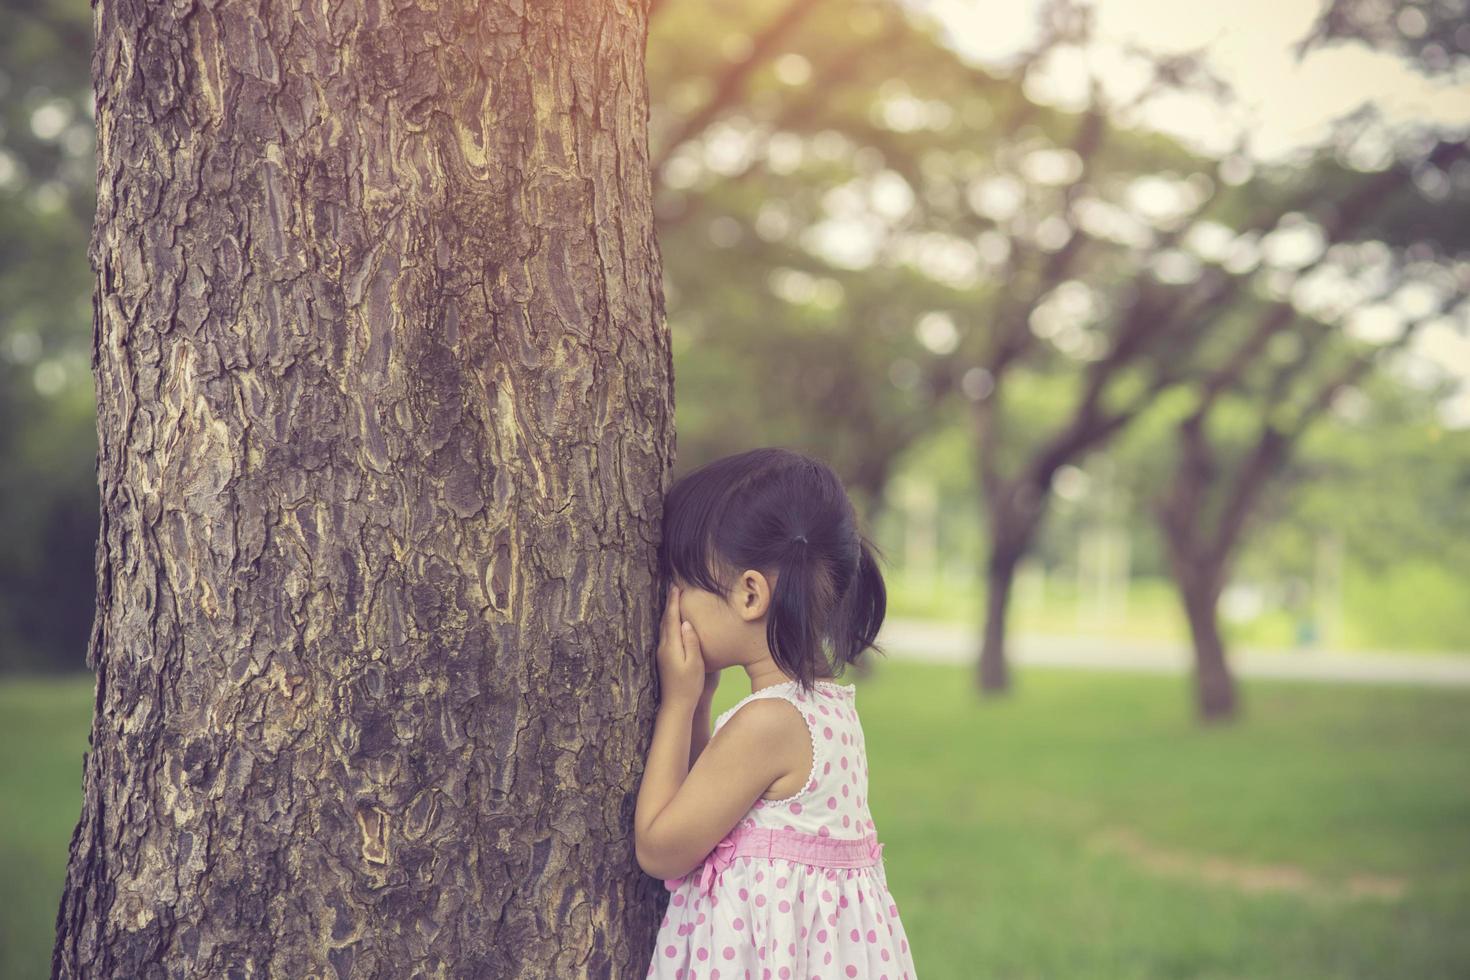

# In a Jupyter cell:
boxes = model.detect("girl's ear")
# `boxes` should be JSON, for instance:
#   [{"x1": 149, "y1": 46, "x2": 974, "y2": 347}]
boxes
[{"x1": 736, "y1": 569, "x2": 773, "y2": 619}]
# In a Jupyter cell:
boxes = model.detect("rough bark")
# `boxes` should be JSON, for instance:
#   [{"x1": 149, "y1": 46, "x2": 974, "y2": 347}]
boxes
[{"x1": 55, "y1": 0, "x2": 672, "y2": 977}]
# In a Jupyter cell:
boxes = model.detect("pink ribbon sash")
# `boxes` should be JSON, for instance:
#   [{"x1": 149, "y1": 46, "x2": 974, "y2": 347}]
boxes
[{"x1": 664, "y1": 825, "x2": 885, "y2": 897}]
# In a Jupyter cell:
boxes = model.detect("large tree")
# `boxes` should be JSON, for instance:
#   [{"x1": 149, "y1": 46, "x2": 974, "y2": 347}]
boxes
[{"x1": 53, "y1": 0, "x2": 673, "y2": 975}]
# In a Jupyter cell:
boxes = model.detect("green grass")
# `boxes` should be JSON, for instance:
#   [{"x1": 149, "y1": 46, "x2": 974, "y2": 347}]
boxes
[
  {"x1": 0, "y1": 673, "x2": 94, "y2": 980},
  {"x1": 885, "y1": 569, "x2": 1197, "y2": 644},
  {"x1": 7, "y1": 666, "x2": 1470, "y2": 979},
  {"x1": 884, "y1": 567, "x2": 1470, "y2": 655}
]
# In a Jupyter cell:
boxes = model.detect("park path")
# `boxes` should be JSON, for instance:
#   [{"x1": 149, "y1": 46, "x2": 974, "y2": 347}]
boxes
[{"x1": 874, "y1": 617, "x2": 1470, "y2": 687}]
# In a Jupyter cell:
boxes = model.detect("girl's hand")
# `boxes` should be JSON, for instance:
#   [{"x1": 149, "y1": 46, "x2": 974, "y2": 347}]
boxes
[{"x1": 656, "y1": 585, "x2": 706, "y2": 708}]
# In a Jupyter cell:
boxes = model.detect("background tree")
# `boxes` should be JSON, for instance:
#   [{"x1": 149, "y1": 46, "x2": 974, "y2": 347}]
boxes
[
  {"x1": 1295, "y1": 0, "x2": 1470, "y2": 74},
  {"x1": 52, "y1": 0, "x2": 672, "y2": 975},
  {"x1": 1154, "y1": 219, "x2": 1465, "y2": 720}
]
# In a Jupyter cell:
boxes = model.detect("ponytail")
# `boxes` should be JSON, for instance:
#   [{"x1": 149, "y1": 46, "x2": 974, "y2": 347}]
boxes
[
  {"x1": 832, "y1": 534, "x2": 887, "y2": 667},
  {"x1": 767, "y1": 531, "x2": 887, "y2": 691},
  {"x1": 765, "y1": 533, "x2": 834, "y2": 693}
]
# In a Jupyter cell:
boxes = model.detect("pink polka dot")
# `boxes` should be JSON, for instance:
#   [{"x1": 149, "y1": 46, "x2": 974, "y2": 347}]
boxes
[
  {"x1": 823, "y1": 727, "x2": 833, "y2": 739},
  {"x1": 756, "y1": 895, "x2": 766, "y2": 907},
  {"x1": 901, "y1": 939, "x2": 908, "y2": 952},
  {"x1": 818, "y1": 826, "x2": 830, "y2": 837},
  {"x1": 847, "y1": 968, "x2": 858, "y2": 978},
  {"x1": 777, "y1": 877, "x2": 788, "y2": 887},
  {"x1": 881, "y1": 949, "x2": 890, "y2": 961},
  {"x1": 739, "y1": 888, "x2": 749, "y2": 900},
  {"x1": 850, "y1": 929, "x2": 861, "y2": 942},
  {"x1": 842, "y1": 815, "x2": 850, "y2": 827},
  {"x1": 733, "y1": 917, "x2": 744, "y2": 930},
  {"x1": 779, "y1": 900, "x2": 790, "y2": 912},
  {"x1": 824, "y1": 952, "x2": 833, "y2": 965},
  {"x1": 666, "y1": 945, "x2": 677, "y2": 958},
  {"x1": 779, "y1": 969, "x2": 790, "y2": 980},
  {"x1": 698, "y1": 947, "x2": 709, "y2": 961},
  {"x1": 724, "y1": 947, "x2": 736, "y2": 960},
  {"x1": 817, "y1": 928, "x2": 827, "y2": 942},
  {"x1": 824, "y1": 763, "x2": 831, "y2": 774},
  {"x1": 790, "y1": 803, "x2": 803, "y2": 814},
  {"x1": 840, "y1": 758, "x2": 847, "y2": 769},
  {"x1": 673, "y1": 894, "x2": 685, "y2": 906},
  {"x1": 867, "y1": 929, "x2": 878, "y2": 942},
  {"x1": 827, "y1": 796, "x2": 837, "y2": 809}
]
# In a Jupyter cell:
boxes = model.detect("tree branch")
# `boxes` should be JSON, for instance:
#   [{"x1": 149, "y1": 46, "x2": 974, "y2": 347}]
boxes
[{"x1": 650, "y1": 0, "x2": 830, "y2": 184}]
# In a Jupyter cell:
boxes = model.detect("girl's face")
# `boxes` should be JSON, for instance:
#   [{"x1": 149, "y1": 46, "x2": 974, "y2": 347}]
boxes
[{"x1": 670, "y1": 567, "x2": 775, "y2": 672}]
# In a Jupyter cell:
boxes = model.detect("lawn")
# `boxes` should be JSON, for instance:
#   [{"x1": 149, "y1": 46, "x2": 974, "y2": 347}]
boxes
[
  {"x1": 5, "y1": 662, "x2": 1469, "y2": 978},
  {"x1": 882, "y1": 566, "x2": 1470, "y2": 655}
]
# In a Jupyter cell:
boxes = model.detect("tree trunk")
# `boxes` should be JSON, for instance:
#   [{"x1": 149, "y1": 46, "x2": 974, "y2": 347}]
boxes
[
  {"x1": 1152, "y1": 414, "x2": 1258, "y2": 724},
  {"x1": 976, "y1": 486, "x2": 1045, "y2": 695},
  {"x1": 55, "y1": 1, "x2": 672, "y2": 977},
  {"x1": 978, "y1": 545, "x2": 1018, "y2": 693},
  {"x1": 1176, "y1": 567, "x2": 1240, "y2": 723}
]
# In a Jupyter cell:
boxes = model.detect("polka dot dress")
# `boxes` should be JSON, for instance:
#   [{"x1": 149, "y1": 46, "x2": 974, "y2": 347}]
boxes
[{"x1": 647, "y1": 679, "x2": 917, "y2": 979}]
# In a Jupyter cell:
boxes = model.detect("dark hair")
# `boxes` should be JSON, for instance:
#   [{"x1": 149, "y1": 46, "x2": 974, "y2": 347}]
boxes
[{"x1": 658, "y1": 447, "x2": 888, "y2": 695}]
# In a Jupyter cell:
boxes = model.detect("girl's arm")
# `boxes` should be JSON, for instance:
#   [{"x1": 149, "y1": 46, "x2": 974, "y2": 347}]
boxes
[
  {"x1": 689, "y1": 696, "x2": 713, "y2": 769},
  {"x1": 634, "y1": 696, "x2": 695, "y2": 875}
]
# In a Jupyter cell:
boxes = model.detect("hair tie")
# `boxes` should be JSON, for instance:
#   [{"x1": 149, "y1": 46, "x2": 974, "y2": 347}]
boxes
[{"x1": 793, "y1": 534, "x2": 808, "y2": 543}]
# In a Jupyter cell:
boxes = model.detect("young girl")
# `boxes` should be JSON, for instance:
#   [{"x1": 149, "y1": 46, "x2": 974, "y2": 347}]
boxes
[{"x1": 635, "y1": 447, "x2": 917, "y2": 979}]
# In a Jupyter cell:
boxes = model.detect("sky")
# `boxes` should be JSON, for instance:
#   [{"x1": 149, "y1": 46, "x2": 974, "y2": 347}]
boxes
[{"x1": 904, "y1": 0, "x2": 1470, "y2": 427}]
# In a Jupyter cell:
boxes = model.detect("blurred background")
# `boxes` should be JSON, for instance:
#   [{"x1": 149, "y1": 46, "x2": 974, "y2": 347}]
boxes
[{"x1": 2, "y1": 0, "x2": 1468, "y2": 976}]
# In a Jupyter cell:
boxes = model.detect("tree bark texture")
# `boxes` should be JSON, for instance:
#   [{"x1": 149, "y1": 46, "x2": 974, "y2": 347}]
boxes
[{"x1": 55, "y1": 0, "x2": 672, "y2": 976}]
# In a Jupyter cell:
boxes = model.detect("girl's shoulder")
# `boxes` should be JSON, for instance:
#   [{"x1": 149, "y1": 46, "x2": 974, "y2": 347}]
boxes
[
  {"x1": 714, "y1": 687, "x2": 790, "y2": 730},
  {"x1": 714, "y1": 679, "x2": 856, "y2": 728}
]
